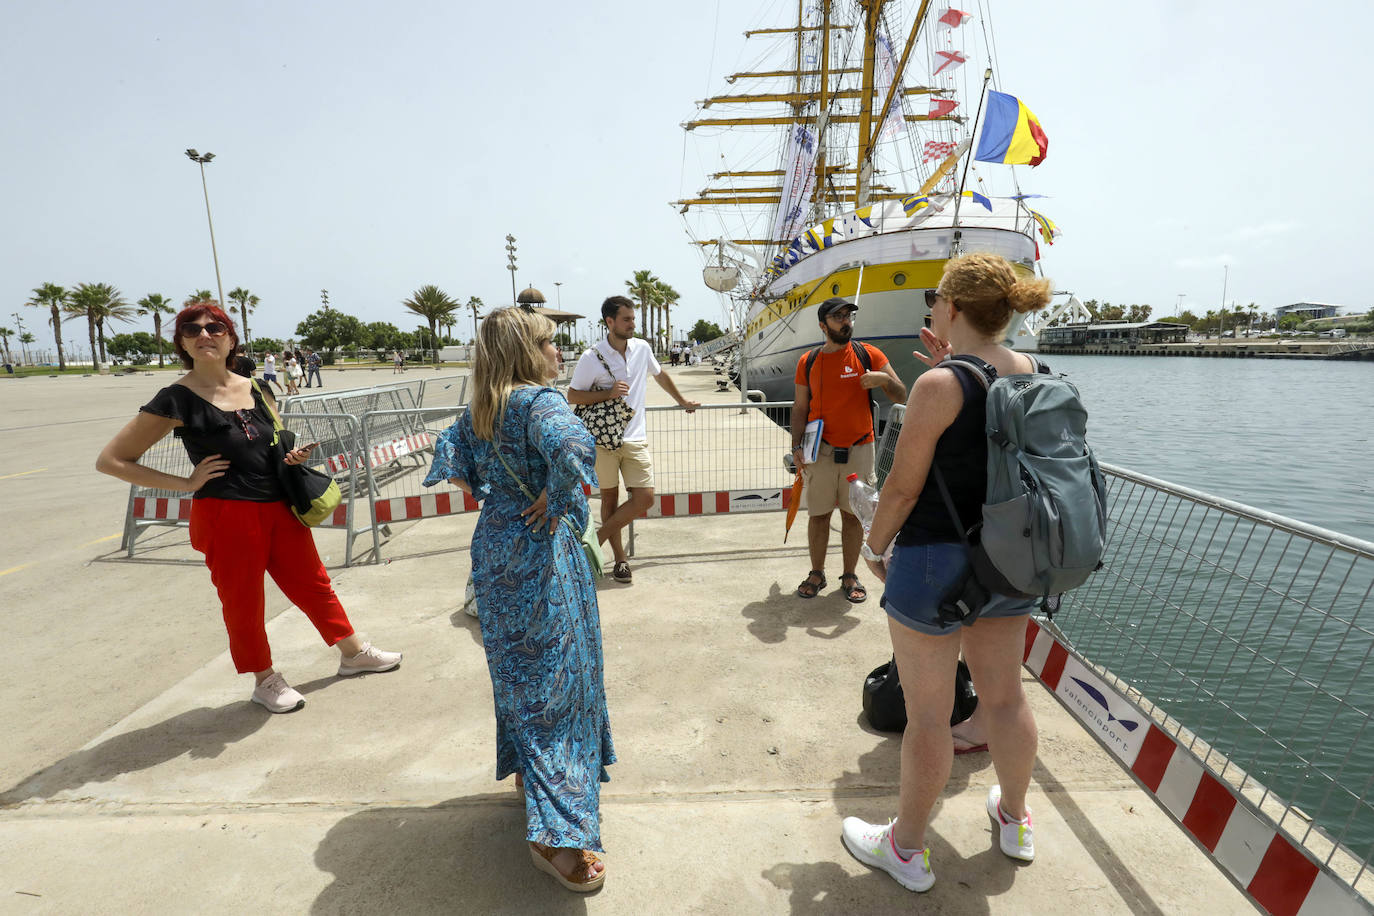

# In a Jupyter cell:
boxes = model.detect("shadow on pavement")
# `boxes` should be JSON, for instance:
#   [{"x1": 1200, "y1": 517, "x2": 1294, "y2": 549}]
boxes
[
  {"x1": 0, "y1": 702, "x2": 267, "y2": 804},
  {"x1": 312, "y1": 796, "x2": 592, "y2": 915},
  {"x1": 741, "y1": 582, "x2": 861, "y2": 644}
]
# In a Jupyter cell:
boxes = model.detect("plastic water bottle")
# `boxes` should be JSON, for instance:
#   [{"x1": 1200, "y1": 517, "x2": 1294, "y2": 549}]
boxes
[{"x1": 847, "y1": 473, "x2": 880, "y2": 533}]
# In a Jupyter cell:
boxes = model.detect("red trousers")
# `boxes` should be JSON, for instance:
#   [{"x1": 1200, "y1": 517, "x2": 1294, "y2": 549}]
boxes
[{"x1": 190, "y1": 498, "x2": 355, "y2": 674}]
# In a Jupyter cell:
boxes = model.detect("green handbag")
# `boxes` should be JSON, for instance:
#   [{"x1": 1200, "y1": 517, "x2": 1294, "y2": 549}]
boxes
[{"x1": 252, "y1": 380, "x2": 343, "y2": 527}]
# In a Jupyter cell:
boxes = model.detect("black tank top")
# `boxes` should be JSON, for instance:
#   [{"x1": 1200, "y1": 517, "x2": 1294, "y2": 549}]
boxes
[{"x1": 895, "y1": 366, "x2": 986, "y2": 545}]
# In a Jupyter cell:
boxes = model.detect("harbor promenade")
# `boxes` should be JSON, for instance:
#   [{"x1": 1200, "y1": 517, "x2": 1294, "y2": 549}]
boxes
[{"x1": 0, "y1": 366, "x2": 1256, "y2": 914}]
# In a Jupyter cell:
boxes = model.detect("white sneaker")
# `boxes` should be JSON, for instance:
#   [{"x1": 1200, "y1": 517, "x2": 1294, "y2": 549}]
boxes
[
  {"x1": 841, "y1": 817, "x2": 935, "y2": 892},
  {"x1": 987, "y1": 785, "x2": 1035, "y2": 861},
  {"x1": 337, "y1": 642, "x2": 402, "y2": 677},
  {"x1": 463, "y1": 576, "x2": 478, "y2": 618},
  {"x1": 251, "y1": 672, "x2": 305, "y2": 713}
]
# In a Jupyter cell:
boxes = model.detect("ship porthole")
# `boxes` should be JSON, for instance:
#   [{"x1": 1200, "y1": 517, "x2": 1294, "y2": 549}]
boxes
[
  {"x1": 893, "y1": 272, "x2": 906, "y2": 286},
  {"x1": 831, "y1": 283, "x2": 840, "y2": 295}
]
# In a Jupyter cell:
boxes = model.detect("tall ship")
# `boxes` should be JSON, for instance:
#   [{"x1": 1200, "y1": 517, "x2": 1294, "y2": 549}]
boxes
[{"x1": 677, "y1": 1, "x2": 1063, "y2": 407}]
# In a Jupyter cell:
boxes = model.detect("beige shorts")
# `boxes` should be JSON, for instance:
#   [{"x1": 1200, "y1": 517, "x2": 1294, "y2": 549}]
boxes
[
  {"x1": 595, "y1": 440, "x2": 654, "y2": 491},
  {"x1": 804, "y1": 440, "x2": 875, "y2": 516}
]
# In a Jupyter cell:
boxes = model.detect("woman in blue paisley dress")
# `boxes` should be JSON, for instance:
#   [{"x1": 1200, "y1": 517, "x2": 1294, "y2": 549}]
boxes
[{"x1": 424, "y1": 306, "x2": 614, "y2": 893}]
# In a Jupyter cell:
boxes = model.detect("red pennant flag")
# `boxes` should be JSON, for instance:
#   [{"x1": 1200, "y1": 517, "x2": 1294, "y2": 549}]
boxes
[
  {"x1": 927, "y1": 98, "x2": 959, "y2": 118},
  {"x1": 933, "y1": 50, "x2": 967, "y2": 75},
  {"x1": 938, "y1": 8, "x2": 971, "y2": 28}
]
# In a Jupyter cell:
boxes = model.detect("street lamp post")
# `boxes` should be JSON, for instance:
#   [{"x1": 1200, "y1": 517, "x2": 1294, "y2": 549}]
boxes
[
  {"x1": 184, "y1": 150, "x2": 226, "y2": 310},
  {"x1": 505, "y1": 235, "x2": 518, "y2": 305},
  {"x1": 12, "y1": 313, "x2": 26, "y2": 366}
]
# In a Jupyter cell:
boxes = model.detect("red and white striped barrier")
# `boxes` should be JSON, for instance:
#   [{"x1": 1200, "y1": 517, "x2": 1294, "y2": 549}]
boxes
[
  {"x1": 324, "y1": 432, "x2": 433, "y2": 475},
  {"x1": 1023, "y1": 618, "x2": 1361, "y2": 916},
  {"x1": 641, "y1": 487, "x2": 793, "y2": 518},
  {"x1": 131, "y1": 496, "x2": 349, "y2": 529}
]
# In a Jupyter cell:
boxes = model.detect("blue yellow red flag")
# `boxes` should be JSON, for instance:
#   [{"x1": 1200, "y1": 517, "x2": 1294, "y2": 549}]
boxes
[{"x1": 974, "y1": 91, "x2": 1048, "y2": 166}]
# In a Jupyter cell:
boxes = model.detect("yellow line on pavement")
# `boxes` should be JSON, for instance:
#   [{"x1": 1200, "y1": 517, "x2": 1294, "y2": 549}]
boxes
[
  {"x1": 0, "y1": 467, "x2": 47, "y2": 480},
  {"x1": 81, "y1": 534, "x2": 121, "y2": 547},
  {"x1": 0, "y1": 564, "x2": 34, "y2": 578}
]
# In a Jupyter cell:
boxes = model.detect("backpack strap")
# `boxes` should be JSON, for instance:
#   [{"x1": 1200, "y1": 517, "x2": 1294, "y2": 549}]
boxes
[
  {"x1": 942, "y1": 354, "x2": 996, "y2": 391},
  {"x1": 803, "y1": 346, "x2": 822, "y2": 391}
]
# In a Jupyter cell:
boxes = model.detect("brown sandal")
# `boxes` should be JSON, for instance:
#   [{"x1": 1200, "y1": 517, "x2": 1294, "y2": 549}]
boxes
[
  {"x1": 797, "y1": 570, "x2": 826, "y2": 599},
  {"x1": 840, "y1": 573, "x2": 868, "y2": 603},
  {"x1": 529, "y1": 841, "x2": 606, "y2": 892}
]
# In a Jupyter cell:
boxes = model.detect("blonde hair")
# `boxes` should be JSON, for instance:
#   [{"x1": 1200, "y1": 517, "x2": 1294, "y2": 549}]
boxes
[
  {"x1": 938, "y1": 253, "x2": 1052, "y2": 338},
  {"x1": 469, "y1": 307, "x2": 557, "y2": 441}
]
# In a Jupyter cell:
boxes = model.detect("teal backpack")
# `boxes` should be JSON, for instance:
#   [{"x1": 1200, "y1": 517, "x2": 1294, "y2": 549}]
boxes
[{"x1": 933, "y1": 354, "x2": 1107, "y2": 617}]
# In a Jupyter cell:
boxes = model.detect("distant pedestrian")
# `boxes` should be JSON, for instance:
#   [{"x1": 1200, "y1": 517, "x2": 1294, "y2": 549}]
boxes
[
  {"x1": 283, "y1": 352, "x2": 300, "y2": 394},
  {"x1": 393, "y1": 350, "x2": 404, "y2": 373},
  {"x1": 841, "y1": 253, "x2": 1052, "y2": 892},
  {"x1": 96, "y1": 303, "x2": 402, "y2": 714},
  {"x1": 305, "y1": 350, "x2": 322, "y2": 388},
  {"x1": 231, "y1": 345, "x2": 256, "y2": 380},
  {"x1": 262, "y1": 352, "x2": 283, "y2": 393}
]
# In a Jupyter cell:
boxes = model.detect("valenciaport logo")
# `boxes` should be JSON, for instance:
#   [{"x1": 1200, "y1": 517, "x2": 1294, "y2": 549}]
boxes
[
  {"x1": 730, "y1": 490, "x2": 782, "y2": 513},
  {"x1": 840, "y1": 364, "x2": 858, "y2": 378},
  {"x1": 1056, "y1": 662, "x2": 1144, "y2": 762}
]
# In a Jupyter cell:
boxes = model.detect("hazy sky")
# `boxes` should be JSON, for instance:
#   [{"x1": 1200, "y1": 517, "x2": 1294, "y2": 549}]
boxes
[{"x1": 3, "y1": 0, "x2": 1369, "y2": 355}]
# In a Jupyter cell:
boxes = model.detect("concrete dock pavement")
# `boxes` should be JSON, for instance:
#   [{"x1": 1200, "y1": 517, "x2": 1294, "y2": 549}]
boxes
[{"x1": 0, "y1": 366, "x2": 1255, "y2": 913}]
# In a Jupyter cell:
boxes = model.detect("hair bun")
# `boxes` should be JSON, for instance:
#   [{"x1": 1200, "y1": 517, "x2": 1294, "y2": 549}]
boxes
[{"x1": 1007, "y1": 276, "x2": 1052, "y2": 314}]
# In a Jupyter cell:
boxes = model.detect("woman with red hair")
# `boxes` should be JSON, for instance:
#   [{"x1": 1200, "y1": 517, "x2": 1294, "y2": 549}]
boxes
[{"x1": 97, "y1": 303, "x2": 401, "y2": 712}]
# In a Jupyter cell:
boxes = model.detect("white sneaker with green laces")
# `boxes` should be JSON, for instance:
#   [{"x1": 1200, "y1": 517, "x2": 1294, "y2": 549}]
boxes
[
  {"x1": 987, "y1": 784, "x2": 1035, "y2": 861},
  {"x1": 840, "y1": 817, "x2": 935, "y2": 892}
]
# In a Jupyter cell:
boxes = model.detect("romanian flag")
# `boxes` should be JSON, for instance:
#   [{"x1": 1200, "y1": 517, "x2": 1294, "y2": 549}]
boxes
[{"x1": 974, "y1": 91, "x2": 1048, "y2": 166}]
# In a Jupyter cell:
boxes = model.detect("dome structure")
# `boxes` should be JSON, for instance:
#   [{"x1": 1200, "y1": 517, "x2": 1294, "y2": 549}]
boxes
[{"x1": 516, "y1": 286, "x2": 547, "y2": 306}]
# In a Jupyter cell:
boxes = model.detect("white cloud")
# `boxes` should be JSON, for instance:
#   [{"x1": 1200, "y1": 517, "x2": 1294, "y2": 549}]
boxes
[{"x1": 1228, "y1": 220, "x2": 1301, "y2": 242}]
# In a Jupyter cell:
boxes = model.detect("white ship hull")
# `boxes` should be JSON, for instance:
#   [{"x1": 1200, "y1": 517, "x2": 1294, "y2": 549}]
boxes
[{"x1": 738, "y1": 222, "x2": 1036, "y2": 413}]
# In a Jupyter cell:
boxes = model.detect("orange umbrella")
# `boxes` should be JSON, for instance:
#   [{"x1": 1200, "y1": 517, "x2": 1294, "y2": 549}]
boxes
[{"x1": 783, "y1": 472, "x2": 805, "y2": 543}]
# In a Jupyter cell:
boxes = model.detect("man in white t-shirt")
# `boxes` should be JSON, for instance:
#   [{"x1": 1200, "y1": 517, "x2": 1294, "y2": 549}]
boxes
[
  {"x1": 261, "y1": 352, "x2": 282, "y2": 392},
  {"x1": 568, "y1": 296, "x2": 700, "y2": 584}
]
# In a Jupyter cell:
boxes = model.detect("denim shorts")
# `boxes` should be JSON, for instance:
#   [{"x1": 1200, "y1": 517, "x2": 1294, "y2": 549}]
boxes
[{"x1": 882, "y1": 541, "x2": 1036, "y2": 636}]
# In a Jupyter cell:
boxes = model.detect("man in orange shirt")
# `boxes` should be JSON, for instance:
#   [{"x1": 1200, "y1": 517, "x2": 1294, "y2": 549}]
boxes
[{"x1": 790, "y1": 297, "x2": 906, "y2": 603}]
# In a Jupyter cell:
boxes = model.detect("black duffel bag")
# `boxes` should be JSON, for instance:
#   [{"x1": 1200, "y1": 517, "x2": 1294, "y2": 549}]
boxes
[{"x1": 862, "y1": 657, "x2": 978, "y2": 733}]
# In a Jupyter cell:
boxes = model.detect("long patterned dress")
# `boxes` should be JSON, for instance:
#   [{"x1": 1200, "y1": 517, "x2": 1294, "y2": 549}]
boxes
[{"x1": 424, "y1": 385, "x2": 615, "y2": 851}]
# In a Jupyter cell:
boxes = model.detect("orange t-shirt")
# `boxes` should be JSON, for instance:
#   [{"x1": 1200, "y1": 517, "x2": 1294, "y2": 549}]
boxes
[{"x1": 793, "y1": 342, "x2": 890, "y2": 446}]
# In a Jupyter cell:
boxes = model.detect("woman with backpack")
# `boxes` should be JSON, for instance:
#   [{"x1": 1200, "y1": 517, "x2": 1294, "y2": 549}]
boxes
[{"x1": 840, "y1": 253, "x2": 1051, "y2": 892}]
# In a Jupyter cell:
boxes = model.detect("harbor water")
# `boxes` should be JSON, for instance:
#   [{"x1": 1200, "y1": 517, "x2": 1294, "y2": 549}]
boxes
[{"x1": 1051, "y1": 354, "x2": 1373, "y2": 543}]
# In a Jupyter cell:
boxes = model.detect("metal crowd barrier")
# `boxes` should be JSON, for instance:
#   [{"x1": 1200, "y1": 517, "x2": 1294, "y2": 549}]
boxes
[
  {"x1": 1042, "y1": 465, "x2": 1374, "y2": 911},
  {"x1": 869, "y1": 404, "x2": 1374, "y2": 911}
]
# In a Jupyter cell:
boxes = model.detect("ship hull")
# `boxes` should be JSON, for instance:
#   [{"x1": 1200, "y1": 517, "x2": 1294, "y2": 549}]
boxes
[{"x1": 739, "y1": 225, "x2": 1036, "y2": 414}]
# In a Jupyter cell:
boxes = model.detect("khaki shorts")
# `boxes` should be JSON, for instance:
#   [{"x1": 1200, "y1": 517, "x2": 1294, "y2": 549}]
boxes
[
  {"x1": 595, "y1": 440, "x2": 654, "y2": 491},
  {"x1": 804, "y1": 440, "x2": 875, "y2": 516}
]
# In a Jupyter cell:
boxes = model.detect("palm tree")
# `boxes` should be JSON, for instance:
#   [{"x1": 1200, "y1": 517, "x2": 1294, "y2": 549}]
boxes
[
  {"x1": 401, "y1": 285, "x2": 460, "y2": 362},
  {"x1": 187, "y1": 289, "x2": 215, "y2": 303},
  {"x1": 27, "y1": 283, "x2": 67, "y2": 370},
  {"x1": 625, "y1": 269, "x2": 659, "y2": 346},
  {"x1": 19, "y1": 332, "x2": 35, "y2": 364},
  {"x1": 466, "y1": 295, "x2": 484, "y2": 343},
  {"x1": 67, "y1": 283, "x2": 131, "y2": 366},
  {"x1": 0, "y1": 326, "x2": 13, "y2": 364},
  {"x1": 654, "y1": 279, "x2": 680, "y2": 351},
  {"x1": 137, "y1": 293, "x2": 176, "y2": 367},
  {"x1": 227, "y1": 287, "x2": 260, "y2": 348}
]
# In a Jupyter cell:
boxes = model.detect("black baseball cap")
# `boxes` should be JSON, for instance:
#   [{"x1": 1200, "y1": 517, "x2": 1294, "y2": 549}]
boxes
[{"x1": 817, "y1": 296, "x2": 858, "y2": 321}]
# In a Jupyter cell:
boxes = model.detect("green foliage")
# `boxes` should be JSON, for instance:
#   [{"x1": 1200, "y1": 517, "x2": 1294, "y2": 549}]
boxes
[
  {"x1": 29, "y1": 283, "x2": 69, "y2": 369},
  {"x1": 252, "y1": 337, "x2": 285, "y2": 354},
  {"x1": 107, "y1": 332, "x2": 171, "y2": 364},
  {"x1": 295, "y1": 307, "x2": 365, "y2": 351},
  {"x1": 67, "y1": 282, "x2": 131, "y2": 364},
  {"x1": 689, "y1": 319, "x2": 726, "y2": 342},
  {"x1": 362, "y1": 321, "x2": 405, "y2": 351},
  {"x1": 227, "y1": 287, "x2": 260, "y2": 343},
  {"x1": 401, "y1": 285, "x2": 460, "y2": 361},
  {"x1": 1127, "y1": 304, "x2": 1152, "y2": 323},
  {"x1": 1278, "y1": 314, "x2": 1303, "y2": 331},
  {"x1": 136, "y1": 293, "x2": 175, "y2": 367}
]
